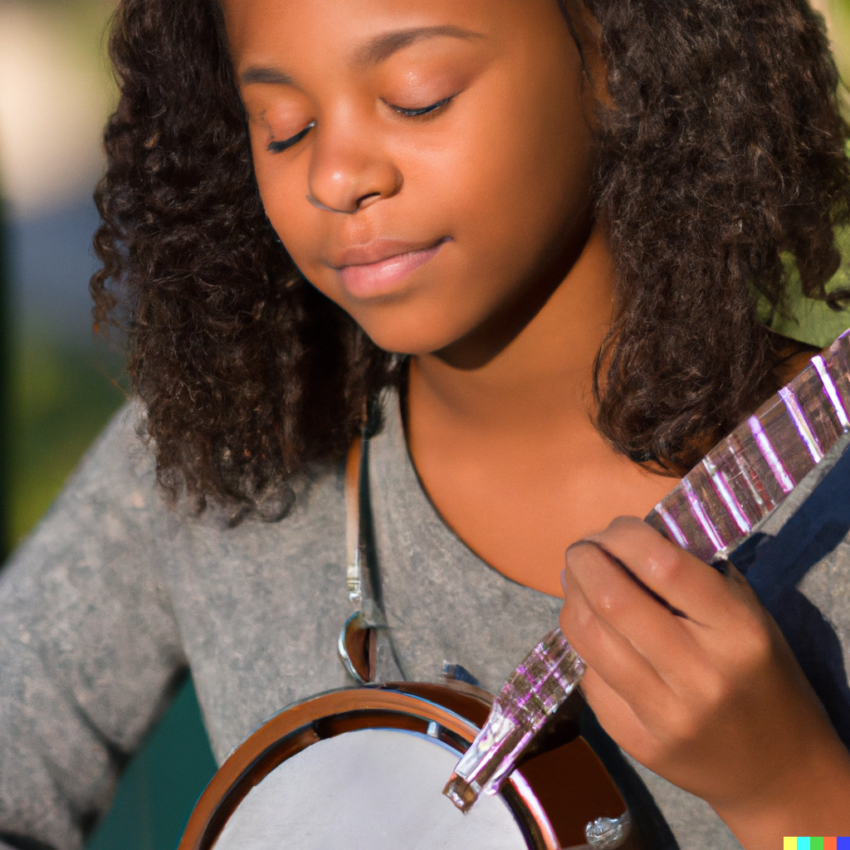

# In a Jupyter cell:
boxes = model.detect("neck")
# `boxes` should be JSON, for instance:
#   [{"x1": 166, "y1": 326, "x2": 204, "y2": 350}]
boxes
[
  {"x1": 402, "y1": 224, "x2": 677, "y2": 598},
  {"x1": 407, "y1": 223, "x2": 617, "y2": 442}
]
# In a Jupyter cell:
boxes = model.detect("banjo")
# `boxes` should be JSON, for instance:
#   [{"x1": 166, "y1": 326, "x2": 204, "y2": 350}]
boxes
[{"x1": 178, "y1": 329, "x2": 850, "y2": 850}]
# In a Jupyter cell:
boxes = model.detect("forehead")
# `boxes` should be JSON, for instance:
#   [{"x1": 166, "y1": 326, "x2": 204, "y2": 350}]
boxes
[{"x1": 223, "y1": 0, "x2": 548, "y2": 68}]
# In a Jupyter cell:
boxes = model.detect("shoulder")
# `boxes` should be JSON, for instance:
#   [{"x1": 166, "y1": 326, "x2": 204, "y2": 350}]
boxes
[
  {"x1": 0, "y1": 401, "x2": 162, "y2": 573},
  {"x1": 54, "y1": 398, "x2": 349, "y2": 533}
]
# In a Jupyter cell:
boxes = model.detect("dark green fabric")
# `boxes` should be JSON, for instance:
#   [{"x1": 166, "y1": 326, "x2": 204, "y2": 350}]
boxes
[{"x1": 85, "y1": 677, "x2": 216, "y2": 850}]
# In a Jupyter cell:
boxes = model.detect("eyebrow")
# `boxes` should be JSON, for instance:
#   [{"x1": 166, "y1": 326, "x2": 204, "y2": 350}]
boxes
[
  {"x1": 241, "y1": 66, "x2": 296, "y2": 87},
  {"x1": 240, "y1": 25, "x2": 484, "y2": 88},
  {"x1": 354, "y1": 24, "x2": 485, "y2": 66}
]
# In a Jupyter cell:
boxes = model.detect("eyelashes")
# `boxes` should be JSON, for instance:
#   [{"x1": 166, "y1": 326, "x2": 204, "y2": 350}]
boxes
[
  {"x1": 267, "y1": 122, "x2": 316, "y2": 154},
  {"x1": 265, "y1": 94, "x2": 457, "y2": 154},
  {"x1": 386, "y1": 93, "x2": 456, "y2": 118}
]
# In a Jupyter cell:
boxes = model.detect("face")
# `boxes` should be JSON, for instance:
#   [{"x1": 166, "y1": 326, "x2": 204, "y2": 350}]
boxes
[{"x1": 225, "y1": 0, "x2": 596, "y2": 361}]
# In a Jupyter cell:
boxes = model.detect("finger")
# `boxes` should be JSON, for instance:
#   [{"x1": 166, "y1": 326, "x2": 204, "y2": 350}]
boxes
[
  {"x1": 578, "y1": 666, "x2": 667, "y2": 768},
  {"x1": 560, "y1": 552, "x2": 671, "y2": 718},
  {"x1": 576, "y1": 539, "x2": 688, "y2": 618},
  {"x1": 587, "y1": 516, "x2": 745, "y2": 627},
  {"x1": 564, "y1": 538, "x2": 701, "y2": 684}
]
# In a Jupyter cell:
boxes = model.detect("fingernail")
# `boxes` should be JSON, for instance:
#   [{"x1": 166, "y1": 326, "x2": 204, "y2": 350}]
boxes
[{"x1": 565, "y1": 538, "x2": 595, "y2": 557}]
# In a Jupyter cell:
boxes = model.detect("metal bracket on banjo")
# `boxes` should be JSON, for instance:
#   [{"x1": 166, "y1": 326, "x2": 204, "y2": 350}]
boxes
[{"x1": 444, "y1": 328, "x2": 850, "y2": 822}]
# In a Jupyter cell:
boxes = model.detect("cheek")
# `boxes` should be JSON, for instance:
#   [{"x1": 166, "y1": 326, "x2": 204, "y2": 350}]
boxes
[
  {"x1": 491, "y1": 65, "x2": 591, "y2": 220},
  {"x1": 253, "y1": 147, "x2": 329, "y2": 282},
  {"x1": 253, "y1": 146, "x2": 301, "y2": 241},
  {"x1": 441, "y1": 74, "x2": 594, "y2": 288}
]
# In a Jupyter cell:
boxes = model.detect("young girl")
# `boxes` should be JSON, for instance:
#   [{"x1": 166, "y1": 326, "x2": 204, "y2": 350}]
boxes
[{"x1": 2, "y1": 0, "x2": 850, "y2": 847}]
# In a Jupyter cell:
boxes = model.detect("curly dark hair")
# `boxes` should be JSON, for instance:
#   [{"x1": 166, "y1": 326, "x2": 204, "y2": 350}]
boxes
[{"x1": 92, "y1": 0, "x2": 850, "y2": 516}]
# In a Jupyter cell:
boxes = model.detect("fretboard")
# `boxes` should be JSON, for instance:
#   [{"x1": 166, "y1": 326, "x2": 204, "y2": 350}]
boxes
[{"x1": 645, "y1": 328, "x2": 850, "y2": 562}]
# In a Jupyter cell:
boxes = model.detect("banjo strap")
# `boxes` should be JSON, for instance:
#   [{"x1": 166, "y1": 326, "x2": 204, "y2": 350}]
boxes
[{"x1": 341, "y1": 399, "x2": 405, "y2": 685}]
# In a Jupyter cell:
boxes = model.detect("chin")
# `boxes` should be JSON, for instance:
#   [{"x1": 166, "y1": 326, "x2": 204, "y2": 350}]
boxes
[
  {"x1": 355, "y1": 312, "x2": 466, "y2": 358},
  {"x1": 364, "y1": 330, "x2": 454, "y2": 358}
]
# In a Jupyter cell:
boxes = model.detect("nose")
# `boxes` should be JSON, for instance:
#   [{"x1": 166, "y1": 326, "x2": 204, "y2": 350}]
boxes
[{"x1": 306, "y1": 116, "x2": 402, "y2": 214}]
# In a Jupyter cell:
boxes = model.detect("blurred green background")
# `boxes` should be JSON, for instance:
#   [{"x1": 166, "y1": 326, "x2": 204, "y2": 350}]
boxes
[
  {"x1": 0, "y1": 2, "x2": 219, "y2": 848},
  {"x1": 2, "y1": 0, "x2": 850, "y2": 848}
]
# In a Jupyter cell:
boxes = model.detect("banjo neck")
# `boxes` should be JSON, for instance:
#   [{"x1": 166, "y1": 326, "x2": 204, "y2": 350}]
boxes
[{"x1": 645, "y1": 329, "x2": 850, "y2": 562}]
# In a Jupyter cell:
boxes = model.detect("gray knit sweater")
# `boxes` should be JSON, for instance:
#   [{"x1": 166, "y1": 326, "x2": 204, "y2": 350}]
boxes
[{"x1": 1, "y1": 395, "x2": 849, "y2": 850}]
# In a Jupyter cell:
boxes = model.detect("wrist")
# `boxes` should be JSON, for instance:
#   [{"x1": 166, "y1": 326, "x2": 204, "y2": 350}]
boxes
[{"x1": 712, "y1": 731, "x2": 850, "y2": 850}]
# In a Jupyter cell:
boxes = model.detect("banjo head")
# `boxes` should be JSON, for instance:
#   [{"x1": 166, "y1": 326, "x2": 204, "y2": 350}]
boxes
[
  {"x1": 212, "y1": 727, "x2": 530, "y2": 850},
  {"x1": 179, "y1": 684, "x2": 627, "y2": 850}
]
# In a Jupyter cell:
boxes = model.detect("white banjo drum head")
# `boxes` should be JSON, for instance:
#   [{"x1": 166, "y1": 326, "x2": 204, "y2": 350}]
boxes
[{"x1": 212, "y1": 727, "x2": 529, "y2": 850}]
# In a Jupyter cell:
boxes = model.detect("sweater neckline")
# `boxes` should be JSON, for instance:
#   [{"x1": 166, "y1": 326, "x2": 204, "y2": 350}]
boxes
[{"x1": 370, "y1": 388, "x2": 562, "y2": 603}]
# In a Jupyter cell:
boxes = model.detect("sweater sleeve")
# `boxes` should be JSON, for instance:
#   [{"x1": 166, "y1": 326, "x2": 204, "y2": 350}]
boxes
[{"x1": 0, "y1": 403, "x2": 187, "y2": 850}]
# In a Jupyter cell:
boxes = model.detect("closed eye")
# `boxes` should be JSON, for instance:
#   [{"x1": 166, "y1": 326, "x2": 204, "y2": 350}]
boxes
[
  {"x1": 385, "y1": 93, "x2": 457, "y2": 118},
  {"x1": 265, "y1": 92, "x2": 456, "y2": 154},
  {"x1": 267, "y1": 121, "x2": 316, "y2": 154}
]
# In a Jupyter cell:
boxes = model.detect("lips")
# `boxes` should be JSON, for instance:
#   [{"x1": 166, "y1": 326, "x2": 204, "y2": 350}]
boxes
[
  {"x1": 330, "y1": 237, "x2": 449, "y2": 298},
  {"x1": 330, "y1": 237, "x2": 447, "y2": 269}
]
